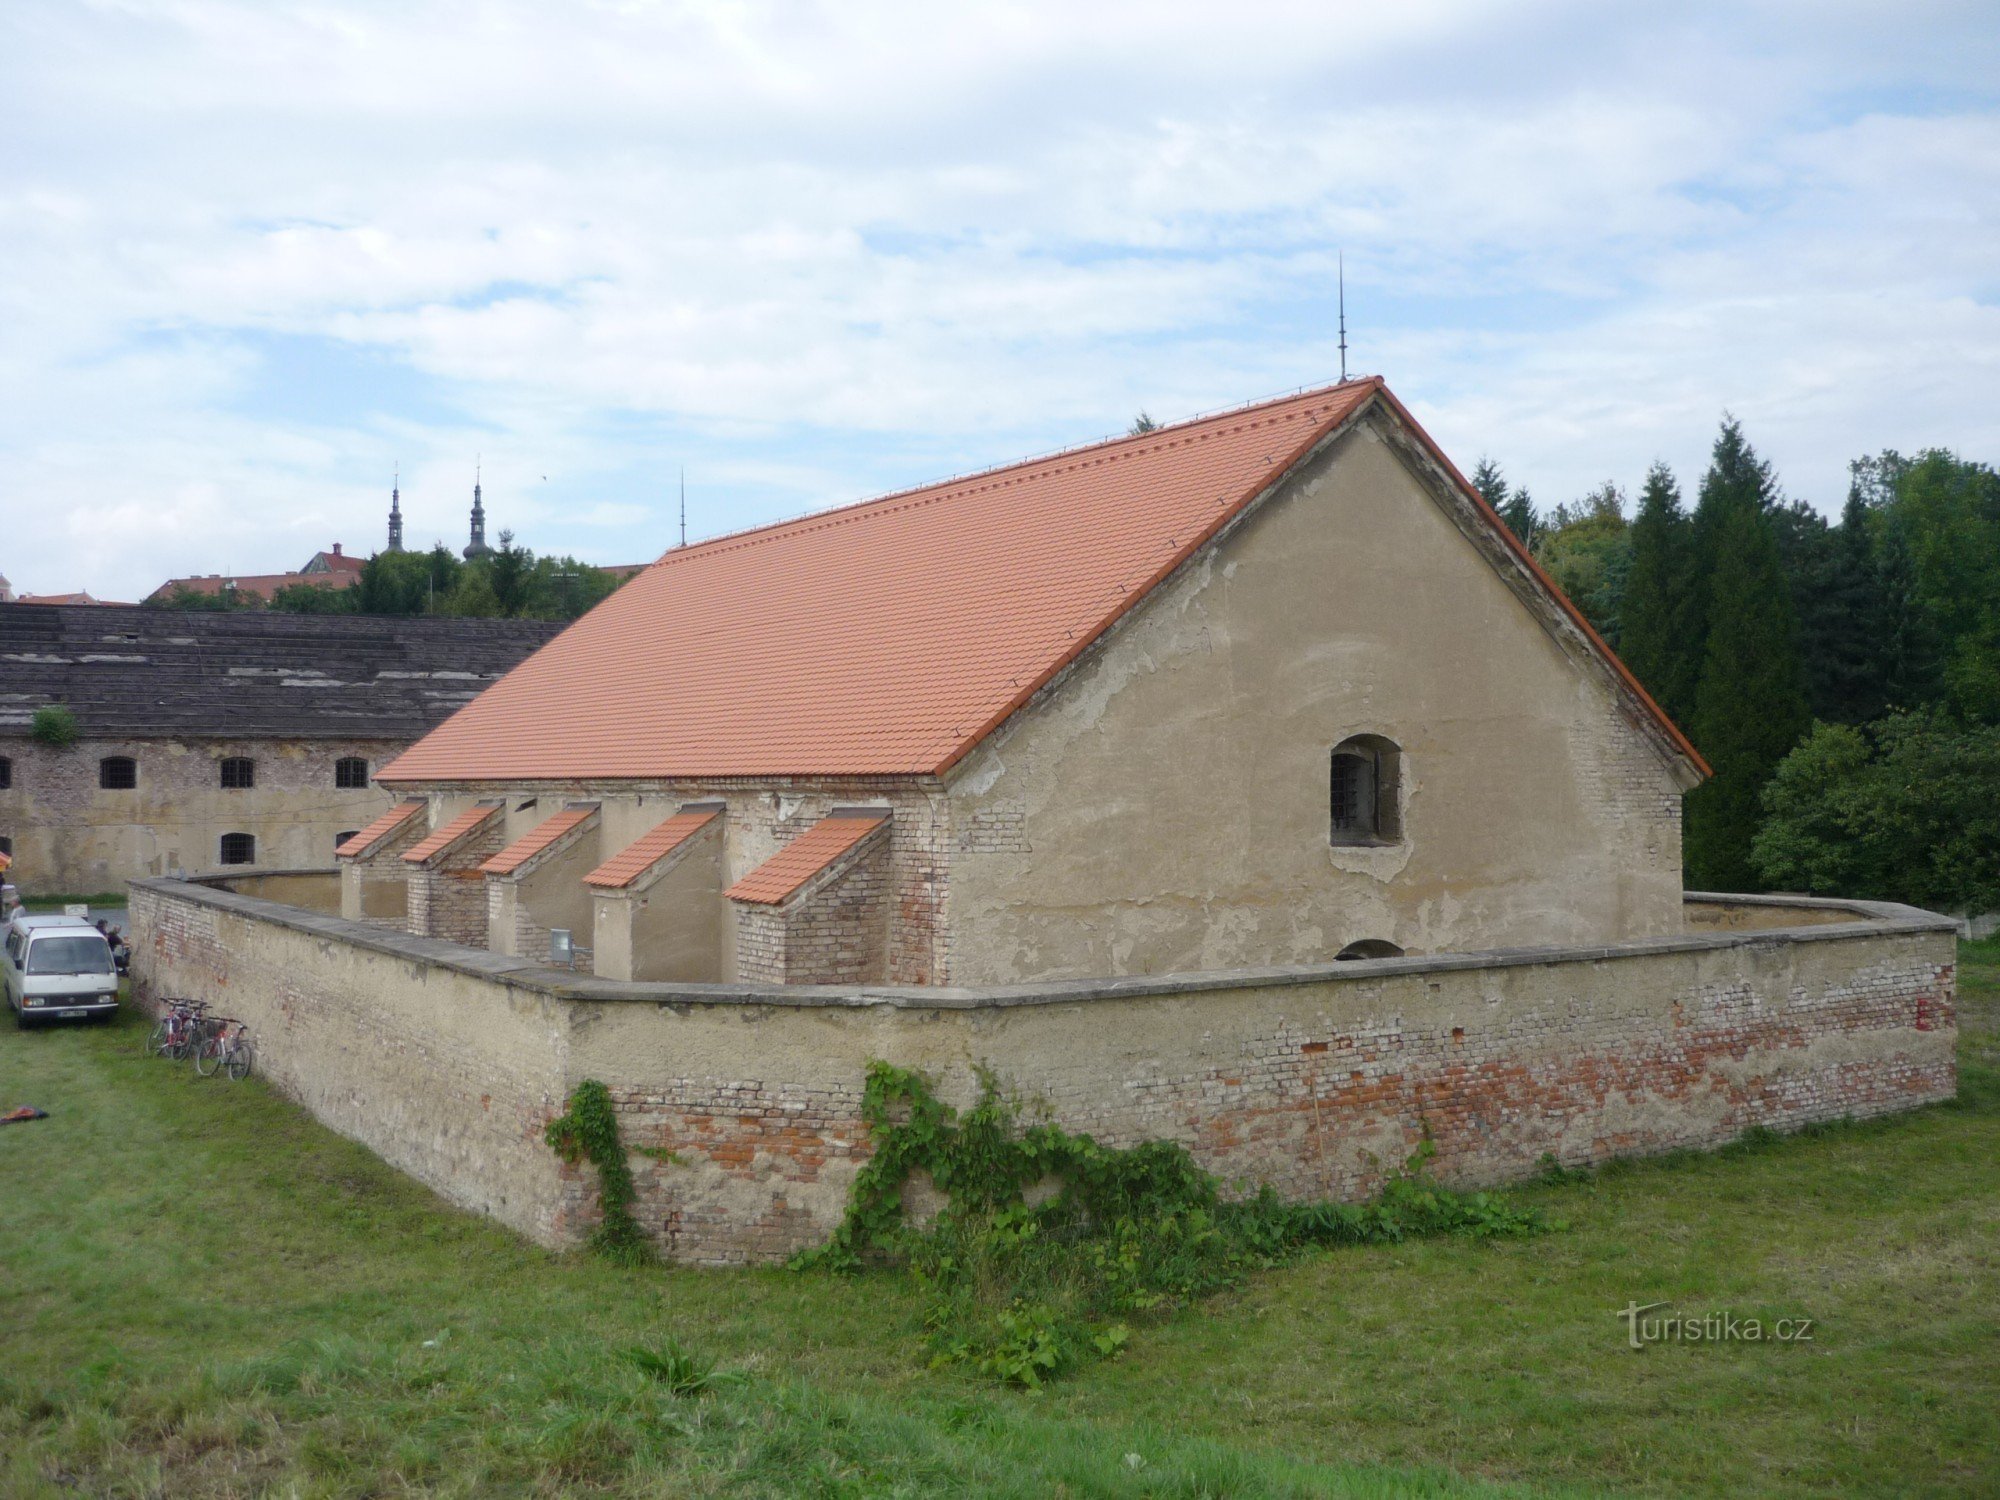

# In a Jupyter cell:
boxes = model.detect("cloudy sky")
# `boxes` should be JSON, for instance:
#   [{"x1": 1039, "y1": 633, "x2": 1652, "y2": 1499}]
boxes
[{"x1": 2, "y1": 0, "x2": 1995, "y2": 600}]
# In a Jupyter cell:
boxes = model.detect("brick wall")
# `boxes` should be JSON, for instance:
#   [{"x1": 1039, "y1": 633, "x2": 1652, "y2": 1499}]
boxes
[
  {"x1": 398, "y1": 777, "x2": 951, "y2": 983},
  {"x1": 132, "y1": 878, "x2": 1960, "y2": 1268},
  {"x1": 733, "y1": 825, "x2": 891, "y2": 984},
  {"x1": 407, "y1": 816, "x2": 506, "y2": 946}
]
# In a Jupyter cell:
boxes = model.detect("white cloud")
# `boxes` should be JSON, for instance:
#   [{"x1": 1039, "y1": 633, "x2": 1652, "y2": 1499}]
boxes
[{"x1": 0, "y1": 0, "x2": 1995, "y2": 598}]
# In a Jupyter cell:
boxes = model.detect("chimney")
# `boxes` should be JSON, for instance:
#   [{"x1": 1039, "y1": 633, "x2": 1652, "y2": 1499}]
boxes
[{"x1": 331, "y1": 542, "x2": 343, "y2": 557}]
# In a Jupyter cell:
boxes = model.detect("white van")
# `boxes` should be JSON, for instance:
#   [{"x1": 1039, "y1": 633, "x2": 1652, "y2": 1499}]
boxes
[{"x1": 4, "y1": 913, "x2": 120, "y2": 1028}]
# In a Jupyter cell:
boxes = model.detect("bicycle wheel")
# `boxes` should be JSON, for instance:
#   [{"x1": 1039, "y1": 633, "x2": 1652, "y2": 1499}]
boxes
[
  {"x1": 192, "y1": 1032, "x2": 223, "y2": 1077},
  {"x1": 225, "y1": 1039, "x2": 253, "y2": 1081},
  {"x1": 146, "y1": 1020, "x2": 171, "y2": 1056}
]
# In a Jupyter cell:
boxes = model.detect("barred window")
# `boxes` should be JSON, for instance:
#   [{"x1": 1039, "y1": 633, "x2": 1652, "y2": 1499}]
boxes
[
  {"x1": 334, "y1": 756, "x2": 369, "y2": 789},
  {"x1": 220, "y1": 756, "x2": 255, "y2": 789},
  {"x1": 218, "y1": 832, "x2": 256, "y2": 865},
  {"x1": 99, "y1": 756, "x2": 137, "y2": 790},
  {"x1": 1329, "y1": 735, "x2": 1401, "y2": 846}
]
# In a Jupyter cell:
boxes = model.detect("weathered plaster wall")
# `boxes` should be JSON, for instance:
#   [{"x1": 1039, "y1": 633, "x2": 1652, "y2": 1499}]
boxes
[
  {"x1": 592, "y1": 818, "x2": 725, "y2": 982},
  {"x1": 945, "y1": 412, "x2": 1690, "y2": 983},
  {"x1": 487, "y1": 811, "x2": 602, "y2": 963},
  {"x1": 131, "y1": 879, "x2": 1956, "y2": 1267},
  {"x1": 397, "y1": 780, "x2": 951, "y2": 984},
  {"x1": 0, "y1": 737, "x2": 404, "y2": 891},
  {"x1": 129, "y1": 880, "x2": 575, "y2": 1238}
]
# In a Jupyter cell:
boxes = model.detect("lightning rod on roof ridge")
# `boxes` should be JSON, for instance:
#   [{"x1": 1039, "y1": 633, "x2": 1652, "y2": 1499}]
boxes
[{"x1": 1338, "y1": 250, "x2": 1348, "y2": 384}]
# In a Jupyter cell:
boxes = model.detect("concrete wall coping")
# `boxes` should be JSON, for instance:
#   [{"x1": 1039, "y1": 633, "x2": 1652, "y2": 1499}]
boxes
[{"x1": 130, "y1": 873, "x2": 1961, "y2": 1013}]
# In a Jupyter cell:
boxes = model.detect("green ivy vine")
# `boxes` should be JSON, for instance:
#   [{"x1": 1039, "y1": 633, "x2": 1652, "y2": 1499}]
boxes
[
  {"x1": 794, "y1": 1060, "x2": 1550, "y2": 1385},
  {"x1": 545, "y1": 1079, "x2": 650, "y2": 1265}
]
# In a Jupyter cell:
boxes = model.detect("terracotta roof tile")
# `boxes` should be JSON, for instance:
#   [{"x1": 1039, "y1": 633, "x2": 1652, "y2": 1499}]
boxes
[
  {"x1": 725, "y1": 812, "x2": 888, "y2": 905},
  {"x1": 378, "y1": 377, "x2": 1702, "y2": 783},
  {"x1": 583, "y1": 806, "x2": 722, "y2": 889},
  {"x1": 336, "y1": 801, "x2": 427, "y2": 860},
  {"x1": 480, "y1": 803, "x2": 599, "y2": 876},
  {"x1": 401, "y1": 801, "x2": 503, "y2": 865}
]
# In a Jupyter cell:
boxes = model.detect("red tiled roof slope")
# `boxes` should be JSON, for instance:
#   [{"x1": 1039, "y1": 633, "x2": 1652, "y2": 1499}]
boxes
[
  {"x1": 402, "y1": 802, "x2": 502, "y2": 864},
  {"x1": 583, "y1": 808, "x2": 721, "y2": 889},
  {"x1": 481, "y1": 804, "x2": 597, "y2": 876},
  {"x1": 382, "y1": 381, "x2": 1377, "y2": 782},
  {"x1": 380, "y1": 377, "x2": 1704, "y2": 783},
  {"x1": 726, "y1": 814, "x2": 888, "y2": 905},
  {"x1": 336, "y1": 801, "x2": 426, "y2": 859}
]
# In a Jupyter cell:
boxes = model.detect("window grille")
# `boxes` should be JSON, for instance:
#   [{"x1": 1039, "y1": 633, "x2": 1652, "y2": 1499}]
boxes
[
  {"x1": 220, "y1": 757, "x2": 255, "y2": 789},
  {"x1": 218, "y1": 832, "x2": 256, "y2": 865},
  {"x1": 99, "y1": 756, "x2": 137, "y2": 790},
  {"x1": 334, "y1": 757, "x2": 369, "y2": 789}
]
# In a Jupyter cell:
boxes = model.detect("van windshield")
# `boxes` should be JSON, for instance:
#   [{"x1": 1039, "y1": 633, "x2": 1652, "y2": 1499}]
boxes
[{"x1": 25, "y1": 935, "x2": 115, "y2": 975}]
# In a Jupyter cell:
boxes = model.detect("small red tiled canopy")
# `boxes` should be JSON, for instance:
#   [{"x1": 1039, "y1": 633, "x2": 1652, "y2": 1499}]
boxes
[
  {"x1": 725, "y1": 813, "x2": 889, "y2": 906},
  {"x1": 583, "y1": 807, "x2": 722, "y2": 890},
  {"x1": 481, "y1": 804, "x2": 598, "y2": 877},
  {"x1": 336, "y1": 800, "x2": 426, "y2": 860},
  {"x1": 402, "y1": 802, "x2": 503, "y2": 865}
]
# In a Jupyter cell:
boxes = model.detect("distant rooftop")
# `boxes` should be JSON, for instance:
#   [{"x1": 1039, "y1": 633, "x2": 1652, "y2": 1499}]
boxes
[{"x1": 0, "y1": 604, "x2": 563, "y2": 741}]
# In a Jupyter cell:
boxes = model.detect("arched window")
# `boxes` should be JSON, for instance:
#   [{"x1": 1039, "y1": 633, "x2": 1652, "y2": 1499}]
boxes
[
  {"x1": 218, "y1": 832, "x2": 256, "y2": 865},
  {"x1": 334, "y1": 756, "x2": 369, "y2": 789},
  {"x1": 219, "y1": 756, "x2": 255, "y2": 789},
  {"x1": 99, "y1": 756, "x2": 137, "y2": 790},
  {"x1": 0, "y1": 755, "x2": 11, "y2": 789},
  {"x1": 1329, "y1": 735, "x2": 1401, "y2": 846},
  {"x1": 1336, "y1": 939, "x2": 1405, "y2": 961}
]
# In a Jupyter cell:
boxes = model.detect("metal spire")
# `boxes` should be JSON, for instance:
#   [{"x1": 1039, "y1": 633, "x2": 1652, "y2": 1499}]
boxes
[{"x1": 1338, "y1": 251, "x2": 1349, "y2": 383}]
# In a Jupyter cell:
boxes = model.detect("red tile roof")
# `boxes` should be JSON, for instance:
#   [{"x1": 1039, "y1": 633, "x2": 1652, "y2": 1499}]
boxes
[
  {"x1": 149, "y1": 570, "x2": 359, "y2": 602},
  {"x1": 401, "y1": 801, "x2": 503, "y2": 865},
  {"x1": 480, "y1": 803, "x2": 598, "y2": 876},
  {"x1": 336, "y1": 800, "x2": 427, "y2": 859},
  {"x1": 725, "y1": 812, "x2": 888, "y2": 905},
  {"x1": 380, "y1": 378, "x2": 1704, "y2": 783},
  {"x1": 582, "y1": 807, "x2": 722, "y2": 889}
]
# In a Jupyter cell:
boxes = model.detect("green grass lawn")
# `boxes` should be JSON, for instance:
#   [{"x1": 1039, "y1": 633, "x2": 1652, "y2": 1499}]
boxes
[{"x1": 3, "y1": 943, "x2": 1996, "y2": 1498}]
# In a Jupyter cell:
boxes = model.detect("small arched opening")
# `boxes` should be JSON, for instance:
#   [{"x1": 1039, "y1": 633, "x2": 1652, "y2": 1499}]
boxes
[{"x1": 1335, "y1": 939, "x2": 1405, "y2": 962}]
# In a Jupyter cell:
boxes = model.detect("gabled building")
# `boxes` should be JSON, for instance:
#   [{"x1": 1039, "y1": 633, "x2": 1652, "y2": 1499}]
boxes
[
  {"x1": 0, "y1": 605, "x2": 562, "y2": 889},
  {"x1": 370, "y1": 377, "x2": 1706, "y2": 986}
]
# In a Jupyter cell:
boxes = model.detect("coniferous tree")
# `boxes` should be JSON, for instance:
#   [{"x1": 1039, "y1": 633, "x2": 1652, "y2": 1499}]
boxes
[
  {"x1": 1815, "y1": 485, "x2": 1890, "y2": 723},
  {"x1": 1770, "y1": 499, "x2": 1842, "y2": 719},
  {"x1": 1684, "y1": 421, "x2": 1810, "y2": 891},
  {"x1": 1470, "y1": 456, "x2": 1509, "y2": 513},
  {"x1": 1499, "y1": 487, "x2": 1540, "y2": 549},
  {"x1": 1619, "y1": 462, "x2": 1702, "y2": 726}
]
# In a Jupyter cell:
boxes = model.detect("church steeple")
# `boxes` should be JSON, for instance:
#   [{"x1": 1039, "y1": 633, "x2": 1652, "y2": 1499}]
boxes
[
  {"x1": 387, "y1": 466, "x2": 404, "y2": 552},
  {"x1": 464, "y1": 460, "x2": 493, "y2": 560}
]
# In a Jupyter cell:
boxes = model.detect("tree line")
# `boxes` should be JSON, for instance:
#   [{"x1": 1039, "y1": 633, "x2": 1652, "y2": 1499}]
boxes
[
  {"x1": 1476, "y1": 425, "x2": 2000, "y2": 915},
  {"x1": 148, "y1": 533, "x2": 627, "y2": 622}
]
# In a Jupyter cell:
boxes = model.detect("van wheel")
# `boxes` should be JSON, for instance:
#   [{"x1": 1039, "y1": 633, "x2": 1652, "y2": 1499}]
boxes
[{"x1": 14, "y1": 1010, "x2": 33, "y2": 1031}]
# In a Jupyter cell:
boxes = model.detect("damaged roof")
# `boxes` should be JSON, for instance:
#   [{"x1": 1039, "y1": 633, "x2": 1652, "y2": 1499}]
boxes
[{"x1": 0, "y1": 604, "x2": 563, "y2": 741}]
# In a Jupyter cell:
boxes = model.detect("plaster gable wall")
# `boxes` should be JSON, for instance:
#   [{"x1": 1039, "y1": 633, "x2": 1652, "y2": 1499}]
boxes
[{"x1": 944, "y1": 412, "x2": 1686, "y2": 984}]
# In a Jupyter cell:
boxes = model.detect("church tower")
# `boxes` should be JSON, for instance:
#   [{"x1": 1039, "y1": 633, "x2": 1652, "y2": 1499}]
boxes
[
  {"x1": 387, "y1": 470, "x2": 405, "y2": 552},
  {"x1": 464, "y1": 464, "x2": 494, "y2": 560}
]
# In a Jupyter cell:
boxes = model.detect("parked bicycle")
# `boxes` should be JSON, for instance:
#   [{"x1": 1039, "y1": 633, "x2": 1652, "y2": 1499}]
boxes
[
  {"x1": 146, "y1": 997, "x2": 210, "y2": 1060},
  {"x1": 191, "y1": 1015, "x2": 254, "y2": 1081}
]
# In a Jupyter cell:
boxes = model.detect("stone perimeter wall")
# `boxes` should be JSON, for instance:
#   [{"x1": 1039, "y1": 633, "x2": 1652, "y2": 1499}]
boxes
[{"x1": 129, "y1": 878, "x2": 1959, "y2": 1266}]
